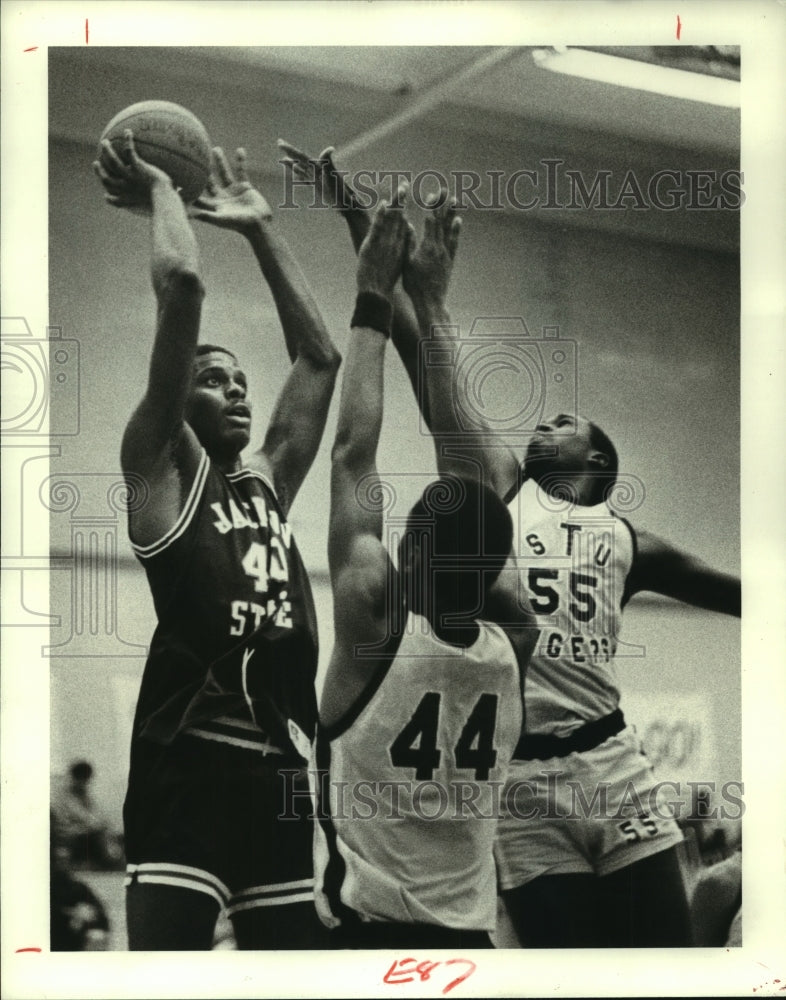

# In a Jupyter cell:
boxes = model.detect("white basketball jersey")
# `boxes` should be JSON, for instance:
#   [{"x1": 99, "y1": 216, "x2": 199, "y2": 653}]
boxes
[
  {"x1": 315, "y1": 613, "x2": 522, "y2": 931},
  {"x1": 508, "y1": 479, "x2": 635, "y2": 737}
]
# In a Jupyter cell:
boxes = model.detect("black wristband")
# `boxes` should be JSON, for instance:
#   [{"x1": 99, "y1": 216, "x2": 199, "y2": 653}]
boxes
[{"x1": 351, "y1": 291, "x2": 392, "y2": 337}]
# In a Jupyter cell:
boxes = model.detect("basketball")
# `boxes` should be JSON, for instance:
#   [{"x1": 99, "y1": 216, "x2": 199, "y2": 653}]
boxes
[{"x1": 99, "y1": 101, "x2": 212, "y2": 203}]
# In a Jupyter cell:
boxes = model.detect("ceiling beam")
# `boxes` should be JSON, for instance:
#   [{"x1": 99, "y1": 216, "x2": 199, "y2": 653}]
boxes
[{"x1": 334, "y1": 47, "x2": 521, "y2": 161}]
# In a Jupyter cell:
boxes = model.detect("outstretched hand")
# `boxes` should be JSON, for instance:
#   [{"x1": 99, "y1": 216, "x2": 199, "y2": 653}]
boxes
[
  {"x1": 277, "y1": 139, "x2": 363, "y2": 214},
  {"x1": 189, "y1": 147, "x2": 272, "y2": 233},
  {"x1": 403, "y1": 191, "x2": 461, "y2": 309},
  {"x1": 355, "y1": 185, "x2": 412, "y2": 299},
  {"x1": 93, "y1": 130, "x2": 174, "y2": 214}
]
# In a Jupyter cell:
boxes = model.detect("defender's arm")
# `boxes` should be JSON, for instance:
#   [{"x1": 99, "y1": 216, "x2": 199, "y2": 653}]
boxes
[
  {"x1": 627, "y1": 529, "x2": 741, "y2": 616},
  {"x1": 402, "y1": 193, "x2": 519, "y2": 494},
  {"x1": 279, "y1": 142, "x2": 519, "y2": 496},
  {"x1": 322, "y1": 199, "x2": 411, "y2": 727},
  {"x1": 329, "y1": 197, "x2": 410, "y2": 579}
]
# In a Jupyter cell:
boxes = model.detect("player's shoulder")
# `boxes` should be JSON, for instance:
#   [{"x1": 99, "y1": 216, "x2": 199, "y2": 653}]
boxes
[
  {"x1": 244, "y1": 447, "x2": 292, "y2": 512},
  {"x1": 478, "y1": 616, "x2": 525, "y2": 659},
  {"x1": 121, "y1": 408, "x2": 201, "y2": 477},
  {"x1": 628, "y1": 525, "x2": 673, "y2": 561},
  {"x1": 123, "y1": 420, "x2": 212, "y2": 548},
  {"x1": 243, "y1": 448, "x2": 276, "y2": 484},
  {"x1": 225, "y1": 460, "x2": 277, "y2": 500},
  {"x1": 623, "y1": 525, "x2": 688, "y2": 599}
]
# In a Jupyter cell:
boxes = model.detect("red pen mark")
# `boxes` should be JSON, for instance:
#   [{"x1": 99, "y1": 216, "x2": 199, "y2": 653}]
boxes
[
  {"x1": 85, "y1": 18, "x2": 89, "y2": 44},
  {"x1": 384, "y1": 958, "x2": 431, "y2": 985},
  {"x1": 383, "y1": 958, "x2": 476, "y2": 995},
  {"x1": 441, "y1": 959, "x2": 477, "y2": 995},
  {"x1": 676, "y1": 14, "x2": 682, "y2": 40},
  {"x1": 16, "y1": 947, "x2": 42, "y2": 953},
  {"x1": 24, "y1": 46, "x2": 38, "y2": 51}
]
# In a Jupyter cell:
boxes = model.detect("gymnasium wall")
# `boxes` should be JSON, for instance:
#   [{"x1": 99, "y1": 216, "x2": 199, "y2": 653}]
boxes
[
  {"x1": 48, "y1": 136, "x2": 739, "y2": 567},
  {"x1": 46, "y1": 49, "x2": 740, "y2": 835},
  {"x1": 50, "y1": 567, "x2": 740, "y2": 835}
]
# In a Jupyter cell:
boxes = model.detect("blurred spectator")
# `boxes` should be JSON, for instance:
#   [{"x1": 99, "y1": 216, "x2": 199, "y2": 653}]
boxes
[
  {"x1": 689, "y1": 847, "x2": 742, "y2": 946},
  {"x1": 677, "y1": 802, "x2": 742, "y2": 947},
  {"x1": 678, "y1": 785, "x2": 741, "y2": 870},
  {"x1": 51, "y1": 760, "x2": 122, "y2": 870},
  {"x1": 51, "y1": 813, "x2": 110, "y2": 951}
]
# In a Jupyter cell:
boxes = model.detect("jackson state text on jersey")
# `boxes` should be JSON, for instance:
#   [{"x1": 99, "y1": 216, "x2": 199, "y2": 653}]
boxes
[
  {"x1": 209, "y1": 474, "x2": 294, "y2": 637},
  {"x1": 128, "y1": 449, "x2": 318, "y2": 745},
  {"x1": 508, "y1": 479, "x2": 635, "y2": 737},
  {"x1": 132, "y1": 451, "x2": 304, "y2": 649}
]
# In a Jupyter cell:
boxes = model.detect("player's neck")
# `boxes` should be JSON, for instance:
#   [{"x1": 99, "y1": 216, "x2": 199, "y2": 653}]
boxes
[{"x1": 211, "y1": 452, "x2": 244, "y2": 475}]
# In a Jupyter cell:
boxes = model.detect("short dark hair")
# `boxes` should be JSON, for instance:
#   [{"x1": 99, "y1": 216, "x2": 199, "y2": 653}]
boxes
[
  {"x1": 403, "y1": 477, "x2": 513, "y2": 599},
  {"x1": 194, "y1": 343, "x2": 238, "y2": 364},
  {"x1": 588, "y1": 421, "x2": 619, "y2": 504}
]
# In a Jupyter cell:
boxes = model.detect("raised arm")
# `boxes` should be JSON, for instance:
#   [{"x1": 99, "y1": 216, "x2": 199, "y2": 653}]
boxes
[
  {"x1": 626, "y1": 529, "x2": 741, "y2": 616},
  {"x1": 400, "y1": 195, "x2": 461, "y2": 467},
  {"x1": 399, "y1": 194, "x2": 512, "y2": 494},
  {"x1": 278, "y1": 141, "x2": 429, "y2": 426},
  {"x1": 94, "y1": 130, "x2": 206, "y2": 544},
  {"x1": 319, "y1": 195, "x2": 411, "y2": 727},
  {"x1": 279, "y1": 142, "x2": 520, "y2": 497},
  {"x1": 328, "y1": 195, "x2": 410, "y2": 583},
  {"x1": 403, "y1": 197, "x2": 537, "y2": 673},
  {"x1": 191, "y1": 147, "x2": 341, "y2": 514}
]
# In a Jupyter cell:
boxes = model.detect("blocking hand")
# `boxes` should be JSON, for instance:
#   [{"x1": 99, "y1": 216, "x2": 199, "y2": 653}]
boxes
[
  {"x1": 355, "y1": 185, "x2": 412, "y2": 299},
  {"x1": 403, "y1": 191, "x2": 461, "y2": 309},
  {"x1": 190, "y1": 147, "x2": 273, "y2": 232},
  {"x1": 277, "y1": 139, "x2": 363, "y2": 213}
]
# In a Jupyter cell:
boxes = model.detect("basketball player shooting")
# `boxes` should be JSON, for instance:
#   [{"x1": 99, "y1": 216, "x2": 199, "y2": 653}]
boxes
[
  {"x1": 283, "y1": 141, "x2": 741, "y2": 948},
  {"x1": 93, "y1": 131, "x2": 340, "y2": 950},
  {"x1": 313, "y1": 188, "x2": 537, "y2": 949}
]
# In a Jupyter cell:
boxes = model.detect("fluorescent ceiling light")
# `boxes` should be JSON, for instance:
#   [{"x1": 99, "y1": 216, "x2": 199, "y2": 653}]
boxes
[{"x1": 533, "y1": 47, "x2": 740, "y2": 109}]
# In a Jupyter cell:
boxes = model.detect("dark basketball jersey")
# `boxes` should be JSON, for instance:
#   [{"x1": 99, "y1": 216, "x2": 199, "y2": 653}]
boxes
[
  {"x1": 129, "y1": 448, "x2": 319, "y2": 760},
  {"x1": 314, "y1": 613, "x2": 523, "y2": 932}
]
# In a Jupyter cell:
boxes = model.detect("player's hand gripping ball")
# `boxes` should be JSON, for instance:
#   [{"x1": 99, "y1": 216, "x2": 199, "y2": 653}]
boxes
[{"x1": 99, "y1": 101, "x2": 212, "y2": 203}]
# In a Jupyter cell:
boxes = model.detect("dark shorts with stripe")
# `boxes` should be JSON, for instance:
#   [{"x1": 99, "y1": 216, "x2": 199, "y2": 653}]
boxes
[{"x1": 123, "y1": 732, "x2": 316, "y2": 917}]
